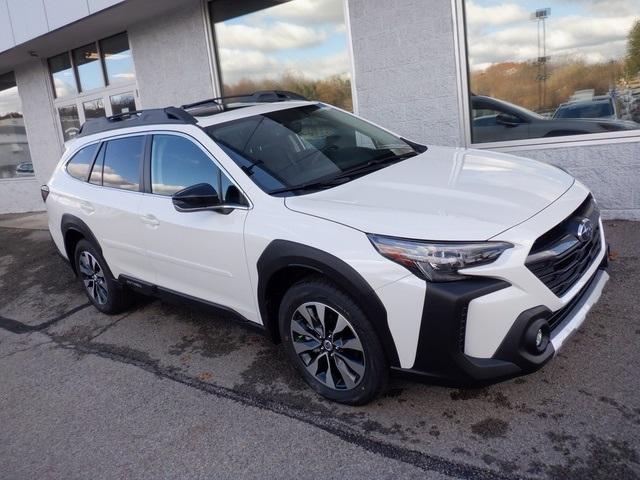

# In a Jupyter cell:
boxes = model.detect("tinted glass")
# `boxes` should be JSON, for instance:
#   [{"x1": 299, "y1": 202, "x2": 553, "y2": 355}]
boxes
[
  {"x1": 0, "y1": 72, "x2": 33, "y2": 179},
  {"x1": 66, "y1": 143, "x2": 99, "y2": 181},
  {"x1": 100, "y1": 33, "x2": 136, "y2": 85},
  {"x1": 72, "y1": 43, "x2": 104, "y2": 92},
  {"x1": 110, "y1": 92, "x2": 136, "y2": 115},
  {"x1": 83, "y1": 98, "x2": 106, "y2": 119},
  {"x1": 102, "y1": 136, "x2": 145, "y2": 190},
  {"x1": 212, "y1": 0, "x2": 353, "y2": 111},
  {"x1": 465, "y1": 1, "x2": 640, "y2": 143},
  {"x1": 48, "y1": 53, "x2": 77, "y2": 98},
  {"x1": 151, "y1": 135, "x2": 221, "y2": 196},
  {"x1": 206, "y1": 104, "x2": 418, "y2": 194},
  {"x1": 58, "y1": 105, "x2": 81, "y2": 142}
]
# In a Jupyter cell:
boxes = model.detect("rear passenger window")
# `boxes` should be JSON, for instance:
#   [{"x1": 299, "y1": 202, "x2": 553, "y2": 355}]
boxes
[
  {"x1": 66, "y1": 143, "x2": 99, "y2": 181},
  {"x1": 151, "y1": 134, "x2": 221, "y2": 196},
  {"x1": 102, "y1": 136, "x2": 145, "y2": 191}
]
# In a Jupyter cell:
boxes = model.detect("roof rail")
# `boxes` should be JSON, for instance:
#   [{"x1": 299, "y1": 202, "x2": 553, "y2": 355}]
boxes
[
  {"x1": 181, "y1": 90, "x2": 308, "y2": 115},
  {"x1": 77, "y1": 106, "x2": 197, "y2": 138}
]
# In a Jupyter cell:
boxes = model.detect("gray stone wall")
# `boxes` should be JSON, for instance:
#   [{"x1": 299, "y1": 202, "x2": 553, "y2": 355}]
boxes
[
  {"x1": 128, "y1": 0, "x2": 216, "y2": 109},
  {"x1": 347, "y1": 0, "x2": 462, "y2": 147}
]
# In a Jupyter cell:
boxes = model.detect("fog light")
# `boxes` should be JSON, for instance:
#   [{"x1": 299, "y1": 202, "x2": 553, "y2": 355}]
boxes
[{"x1": 524, "y1": 319, "x2": 550, "y2": 354}]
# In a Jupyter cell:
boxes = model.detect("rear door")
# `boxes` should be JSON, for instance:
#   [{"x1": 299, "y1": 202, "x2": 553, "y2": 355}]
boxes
[
  {"x1": 84, "y1": 134, "x2": 153, "y2": 281},
  {"x1": 138, "y1": 132, "x2": 256, "y2": 321}
]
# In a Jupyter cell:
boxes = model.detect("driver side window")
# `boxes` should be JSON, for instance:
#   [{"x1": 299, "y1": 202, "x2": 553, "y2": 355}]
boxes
[{"x1": 151, "y1": 134, "x2": 243, "y2": 204}]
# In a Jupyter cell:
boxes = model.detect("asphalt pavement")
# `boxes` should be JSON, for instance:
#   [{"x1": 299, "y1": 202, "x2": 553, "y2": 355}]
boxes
[{"x1": 0, "y1": 215, "x2": 638, "y2": 479}]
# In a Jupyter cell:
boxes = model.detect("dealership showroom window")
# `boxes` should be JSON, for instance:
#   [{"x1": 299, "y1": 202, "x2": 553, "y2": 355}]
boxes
[
  {"x1": 0, "y1": 72, "x2": 32, "y2": 179},
  {"x1": 210, "y1": 0, "x2": 353, "y2": 111},
  {"x1": 463, "y1": 0, "x2": 640, "y2": 145}
]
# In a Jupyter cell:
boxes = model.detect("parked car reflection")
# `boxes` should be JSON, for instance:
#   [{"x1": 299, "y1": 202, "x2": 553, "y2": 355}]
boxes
[{"x1": 471, "y1": 95, "x2": 638, "y2": 144}]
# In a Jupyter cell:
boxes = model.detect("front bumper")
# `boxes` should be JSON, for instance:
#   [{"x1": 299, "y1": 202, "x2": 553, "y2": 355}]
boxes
[{"x1": 394, "y1": 256, "x2": 609, "y2": 385}]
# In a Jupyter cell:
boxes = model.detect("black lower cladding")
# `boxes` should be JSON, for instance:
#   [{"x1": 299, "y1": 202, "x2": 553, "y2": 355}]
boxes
[{"x1": 404, "y1": 258, "x2": 607, "y2": 385}]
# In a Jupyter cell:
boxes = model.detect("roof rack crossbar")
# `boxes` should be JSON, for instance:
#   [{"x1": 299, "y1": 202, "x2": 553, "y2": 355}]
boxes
[
  {"x1": 181, "y1": 90, "x2": 308, "y2": 111},
  {"x1": 77, "y1": 107, "x2": 197, "y2": 138}
]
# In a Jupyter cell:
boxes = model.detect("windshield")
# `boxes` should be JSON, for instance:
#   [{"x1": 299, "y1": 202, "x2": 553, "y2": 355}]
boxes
[
  {"x1": 205, "y1": 104, "x2": 422, "y2": 195},
  {"x1": 554, "y1": 101, "x2": 614, "y2": 119}
]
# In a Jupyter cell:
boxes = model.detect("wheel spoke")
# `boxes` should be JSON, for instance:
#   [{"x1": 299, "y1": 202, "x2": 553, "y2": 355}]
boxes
[
  {"x1": 293, "y1": 337, "x2": 321, "y2": 355},
  {"x1": 336, "y1": 335, "x2": 363, "y2": 353},
  {"x1": 291, "y1": 318, "x2": 321, "y2": 341},
  {"x1": 324, "y1": 356, "x2": 336, "y2": 389},
  {"x1": 333, "y1": 314, "x2": 349, "y2": 337},
  {"x1": 333, "y1": 355, "x2": 358, "y2": 389},
  {"x1": 296, "y1": 305, "x2": 321, "y2": 337},
  {"x1": 311, "y1": 304, "x2": 327, "y2": 337},
  {"x1": 96, "y1": 283, "x2": 108, "y2": 304},
  {"x1": 306, "y1": 351, "x2": 326, "y2": 375},
  {"x1": 334, "y1": 352, "x2": 365, "y2": 377}
]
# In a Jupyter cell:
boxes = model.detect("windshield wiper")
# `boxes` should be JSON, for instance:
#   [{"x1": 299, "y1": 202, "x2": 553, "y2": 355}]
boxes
[{"x1": 270, "y1": 152, "x2": 418, "y2": 195}]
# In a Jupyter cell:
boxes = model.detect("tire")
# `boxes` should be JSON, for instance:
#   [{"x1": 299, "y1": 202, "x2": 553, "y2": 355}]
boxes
[
  {"x1": 279, "y1": 276, "x2": 389, "y2": 405},
  {"x1": 74, "y1": 239, "x2": 132, "y2": 314}
]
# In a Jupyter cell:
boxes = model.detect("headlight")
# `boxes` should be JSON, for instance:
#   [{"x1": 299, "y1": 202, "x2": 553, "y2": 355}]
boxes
[{"x1": 368, "y1": 234, "x2": 513, "y2": 282}]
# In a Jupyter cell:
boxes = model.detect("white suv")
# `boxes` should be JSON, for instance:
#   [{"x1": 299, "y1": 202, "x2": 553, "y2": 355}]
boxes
[{"x1": 43, "y1": 91, "x2": 609, "y2": 405}]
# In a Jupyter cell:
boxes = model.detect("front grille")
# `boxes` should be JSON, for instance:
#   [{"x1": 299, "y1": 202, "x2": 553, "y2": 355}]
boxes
[
  {"x1": 526, "y1": 195, "x2": 602, "y2": 297},
  {"x1": 547, "y1": 264, "x2": 600, "y2": 331}
]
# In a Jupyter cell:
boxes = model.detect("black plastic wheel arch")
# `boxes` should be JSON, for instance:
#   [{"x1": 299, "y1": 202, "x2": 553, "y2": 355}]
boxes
[{"x1": 256, "y1": 239, "x2": 401, "y2": 367}]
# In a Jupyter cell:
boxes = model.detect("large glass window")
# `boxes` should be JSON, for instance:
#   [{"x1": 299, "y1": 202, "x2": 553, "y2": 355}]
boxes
[
  {"x1": 151, "y1": 135, "x2": 222, "y2": 196},
  {"x1": 210, "y1": 0, "x2": 353, "y2": 111},
  {"x1": 102, "y1": 136, "x2": 145, "y2": 191},
  {"x1": 0, "y1": 72, "x2": 33, "y2": 178},
  {"x1": 49, "y1": 53, "x2": 78, "y2": 98},
  {"x1": 58, "y1": 105, "x2": 81, "y2": 142},
  {"x1": 464, "y1": 1, "x2": 640, "y2": 144},
  {"x1": 72, "y1": 43, "x2": 105, "y2": 92},
  {"x1": 100, "y1": 33, "x2": 136, "y2": 86}
]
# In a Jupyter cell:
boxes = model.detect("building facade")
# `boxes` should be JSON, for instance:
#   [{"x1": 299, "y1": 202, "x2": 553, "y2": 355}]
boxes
[{"x1": 1, "y1": 0, "x2": 639, "y2": 218}]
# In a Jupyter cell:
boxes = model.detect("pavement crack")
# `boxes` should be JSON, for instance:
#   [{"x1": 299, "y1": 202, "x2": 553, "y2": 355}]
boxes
[
  {"x1": 0, "y1": 303, "x2": 92, "y2": 334},
  {"x1": 48, "y1": 332, "x2": 527, "y2": 480}
]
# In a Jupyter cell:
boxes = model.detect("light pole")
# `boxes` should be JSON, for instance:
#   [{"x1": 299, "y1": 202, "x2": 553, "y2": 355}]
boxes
[{"x1": 532, "y1": 8, "x2": 551, "y2": 111}]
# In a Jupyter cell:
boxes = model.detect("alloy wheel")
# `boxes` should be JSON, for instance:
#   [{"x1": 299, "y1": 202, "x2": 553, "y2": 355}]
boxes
[
  {"x1": 78, "y1": 251, "x2": 108, "y2": 305},
  {"x1": 290, "y1": 302, "x2": 365, "y2": 390}
]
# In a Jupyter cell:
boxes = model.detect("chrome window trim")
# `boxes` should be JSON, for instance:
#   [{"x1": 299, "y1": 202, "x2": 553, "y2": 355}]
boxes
[{"x1": 450, "y1": 0, "x2": 640, "y2": 150}]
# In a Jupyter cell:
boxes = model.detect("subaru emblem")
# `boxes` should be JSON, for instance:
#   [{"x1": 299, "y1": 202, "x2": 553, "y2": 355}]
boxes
[{"x1": 577, "y1": 218, "x2": 594, "y2": 243}]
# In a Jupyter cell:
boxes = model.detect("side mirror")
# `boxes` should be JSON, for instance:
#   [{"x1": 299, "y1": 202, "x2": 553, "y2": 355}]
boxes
[
  {"x1": 172, "y1": 183, "x2": 222, "y2": 212},
  {"x1": 496, "y1": 113, "x2": 523, "y2": 127}
]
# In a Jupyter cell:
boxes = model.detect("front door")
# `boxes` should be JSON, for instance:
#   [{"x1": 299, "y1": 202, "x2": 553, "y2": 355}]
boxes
[{"x1": 138, "y1": 133, "x2": 256, "y2": 322}]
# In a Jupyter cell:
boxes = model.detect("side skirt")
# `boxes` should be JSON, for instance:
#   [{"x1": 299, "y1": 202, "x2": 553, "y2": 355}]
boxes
[{"x1": 118, "y1": 275, "x2": 267, "y2": 336}]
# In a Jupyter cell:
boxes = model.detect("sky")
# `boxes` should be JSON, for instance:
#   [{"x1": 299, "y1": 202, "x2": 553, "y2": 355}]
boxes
[
  {"x1": 214, "y1": 0, "x2": 351, "y2": 85},
  {"x1": 0, "y1": 86, "x2": 21, "y2": 117},
  {"x1": 467, "y1": 0, "x2": 640, "y2": 71}
]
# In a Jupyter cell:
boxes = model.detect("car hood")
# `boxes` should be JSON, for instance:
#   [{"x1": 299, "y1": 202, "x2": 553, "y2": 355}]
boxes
[{"x1": 285, "y1": 146, "x2": 574, "y2": 241}]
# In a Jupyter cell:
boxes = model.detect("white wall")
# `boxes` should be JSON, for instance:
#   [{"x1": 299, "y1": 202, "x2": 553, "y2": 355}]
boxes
[{"x1": 0, "y1": 178, "x2": 43, "y2": 214}]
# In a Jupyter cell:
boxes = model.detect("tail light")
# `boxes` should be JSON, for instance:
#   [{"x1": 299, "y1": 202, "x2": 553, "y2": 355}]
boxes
[{"x1": 40, "y1": 185, "x2": 50, "y2": 202}]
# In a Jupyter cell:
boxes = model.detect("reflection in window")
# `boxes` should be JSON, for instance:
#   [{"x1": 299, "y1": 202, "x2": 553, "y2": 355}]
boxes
[
  {"x1": 100, "y1": 33, "x2": 136, "y2": 85},
  {"x1": 83, "y1": 99, "x2": 106, "y2": 119},
  {"x1": 0, "y1": 73, "x2": 32, "y2": 178},
  {"x1": 465, "y1": 1, "x2": 640, "y2": 144},
  {"x1": 211, "y1": 0, "x2": 353, "y2": 110},
  {"x1": 73, "y1": 43, "x2": 104, "y2": 92},
  {"x1": 110, "y1": 92, "x2": 136, "y2": 115},
  {"x1": 151, "y1": 135, "x2": 221, "y2": 196},
  {"x1": 66, "y1": 143, "x2": 99, "y2": 181},
  {"x1": 103, "y1": 136, "x2": 145, "y2": 191},
  {"x1": 49, "y1": 53, "x2": 77, "y2": 98},
  {"x1": 58, "y1": 105, "x2": 81, "y2": 142}
]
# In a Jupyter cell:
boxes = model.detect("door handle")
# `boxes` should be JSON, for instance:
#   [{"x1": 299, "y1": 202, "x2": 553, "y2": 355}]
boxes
[
  {"x1": 80, "y1": 201, "x2": 95, "y2": 214},
  {"x1": 140, "y1": 214, "x2": 159, "y2": 227}
]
